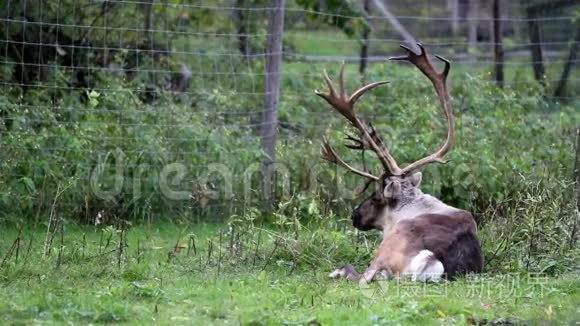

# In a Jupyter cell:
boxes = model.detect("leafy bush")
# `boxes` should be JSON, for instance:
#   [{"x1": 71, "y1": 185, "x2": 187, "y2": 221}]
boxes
[
  {"x1": 278, "y1": 64, "x2": 577, "y2": 211},
  {"x1": 1, "y1": 60, "x2": 577, "y2": 226},
  {"x1": 226, "y1": 173, "x2": 579, "y2": 275},
  {"x1": 479, "y1": 176, "x2": 579, "y2": 274},
  {"x1": 0, "y1": 63, "x2": 265, "y2": 223}
]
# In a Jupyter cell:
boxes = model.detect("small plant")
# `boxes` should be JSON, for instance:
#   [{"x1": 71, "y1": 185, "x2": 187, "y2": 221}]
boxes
[{"x1": 480, "y1": 175, "x2": 579, "y2": 274}]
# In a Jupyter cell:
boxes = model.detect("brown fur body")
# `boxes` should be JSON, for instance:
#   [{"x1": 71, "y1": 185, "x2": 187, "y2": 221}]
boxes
[
  {"x1": 331, "y1": 210, "x2": 483, "y2": 282},
  {"x1": 371, "y1": 211, "x2": 483, "y2": 278}
]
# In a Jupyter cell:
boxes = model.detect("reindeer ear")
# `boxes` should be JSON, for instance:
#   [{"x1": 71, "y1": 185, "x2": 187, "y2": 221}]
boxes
[
  {"x1": 410, "y1": 172, "x2": 422, "y2": 187},
  {"x1": 383, "y1": 180, "x2": 402, "y2": 199}
]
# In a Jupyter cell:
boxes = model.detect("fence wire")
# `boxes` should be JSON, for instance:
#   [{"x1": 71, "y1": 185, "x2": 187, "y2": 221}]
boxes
[{"x1": 0, "y1": 0, "x2": 578, "y2": 221}]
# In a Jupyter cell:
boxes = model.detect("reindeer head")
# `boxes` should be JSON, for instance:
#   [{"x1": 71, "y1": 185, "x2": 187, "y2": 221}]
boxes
[
  {"x1": 351, "y1": 172, "x2": 424, "y2": 230},
  {"x1": 315, "y1": 43, "x2": 455, "y2": 231}
]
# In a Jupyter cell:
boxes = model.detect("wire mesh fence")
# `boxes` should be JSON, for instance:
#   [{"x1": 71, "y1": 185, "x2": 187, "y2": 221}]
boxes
[{"x1": 0, "y1": 0, "x2": 578, "y2": 223}]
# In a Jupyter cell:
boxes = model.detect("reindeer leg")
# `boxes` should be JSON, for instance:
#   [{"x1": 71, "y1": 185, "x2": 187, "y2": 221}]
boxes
[
  {"x1": 329, "y1": 264, "x2": 385, "y2": 283},
  {"x1": 328, "y1": 264, "x2": 361, "y2": 281}
]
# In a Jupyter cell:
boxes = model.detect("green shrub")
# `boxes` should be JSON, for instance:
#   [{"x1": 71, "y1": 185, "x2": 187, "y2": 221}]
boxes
[
  {"x1": 0, "y1": 60, "x2": 577, "y2": 227},
  {"x1": 278, "y1": 64, "x2": 577, "y2": 212}
]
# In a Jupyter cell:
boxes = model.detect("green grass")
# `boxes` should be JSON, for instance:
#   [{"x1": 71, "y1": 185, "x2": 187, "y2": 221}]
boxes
[
  {"x1": 169, "y1": 28, "x2": 578, "y2": 99},
  {"x1": 284, "y1": 28, "x2": 578, "y2": 97},
  {"x1": 285, "y1": 29, "x2": 361, "y2": 56},
  {"x1": 1, "y1": 223, "x2": 579, "y2": 325},
  {"x1": 282, "y1": 58, "x2": 578, "y2": 99}
]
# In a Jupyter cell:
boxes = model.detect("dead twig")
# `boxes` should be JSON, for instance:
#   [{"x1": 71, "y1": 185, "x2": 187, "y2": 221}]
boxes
[
  {"x1": 44, "y1": 179, "x2": 76, "y2": 257},
  {"x1": 261, "y1": 239, "x2": 280, "y2": 272},
  {"x1": 1, "y1": 227, "x2": 23, "y2": 269}
]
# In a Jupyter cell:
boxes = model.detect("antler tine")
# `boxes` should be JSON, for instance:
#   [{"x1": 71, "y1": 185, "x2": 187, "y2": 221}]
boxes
[
  {"x1": 434, "y1": 54, "x2": 451, "y2": 77},
  {"x1": 390, "y1": 42, "x2": 456, "y2": 175},
  {"x1": 349, "y1": 81, "x2": 389, "y2": 105},
  {"x1": 367, "y1": 122, "x2": 389, "y2": 152},
  {"x1": 343, "y1": 123, "x2": 388, "y2": 153},
  {"x1": 388, "y1": 43, "x2": 451, "y2": 84},
  {"x1": 315, "y1": 67, "x2": 402, "y2": 176},
  {"x1": 321, "y1": 136, "x2": 379, "y2": 181},
  {"x1": 338, "y1": 62, "x2": 347, "y2": 99},
  {"x1": 316, "y1": 65, "x2": 355, "y2": 126},
  {"x1": 343, "y1": 132, "x2": 367, "y2": 150},
  {"x1": 321, "y1": 69, "x2": 337, "y2": 96}
]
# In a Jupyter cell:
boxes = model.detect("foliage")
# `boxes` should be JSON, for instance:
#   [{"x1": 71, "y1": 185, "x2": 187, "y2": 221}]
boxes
[
  {"x1": 0, "y1": 0, "x2": 577, "y2": 224},
  {"x1": 294, "y1": 0, "x2": 369, "y2": 38},
  {"x1": 0, "y1": 58, "x2": 578, "y2": 225},
  {"x1": 0, "y1": 47, "x2": 266, "y2": 219},
  {"x1": 479, "y1": 177, "x2": 579, "y2": 275}
]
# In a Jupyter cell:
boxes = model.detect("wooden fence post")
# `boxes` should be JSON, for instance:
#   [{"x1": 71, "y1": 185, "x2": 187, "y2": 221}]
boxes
[{"x1": 260, "y1": 0, "x2": 286, "y2": 210}]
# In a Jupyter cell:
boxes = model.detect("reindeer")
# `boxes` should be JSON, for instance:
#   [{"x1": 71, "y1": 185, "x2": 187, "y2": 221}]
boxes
[{"x1": 315, "y1": 44, "x2": 483, "y2": 283}]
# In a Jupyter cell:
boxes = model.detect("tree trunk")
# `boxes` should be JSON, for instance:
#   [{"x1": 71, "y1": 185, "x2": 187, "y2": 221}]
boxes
[
  {"x1": 260, "y1": 0, "x2": 285, "y2": 209},
  {"x1": 492, "y1": 0, "x2": 504, "y2": 87},
  {"x1": 236, "y1": 0, "x2": 249, "y2": 56},
  {"x1": 143, "y1": 0, "x2": 154, "y2": 45},
  {"x1": 554, "y1": 27, "x2": 579, "y2": 97},
  {"x1": 359, "y1": 0, "x2": 371, "y2": 75},
  {"x1": 527, "y1": 10, "x2": 545, "y2": 85},
  {"x1": 447, "y1": 0, "x2": 460, "y2": 36},
  {"x1": 467, "y1": 0, "x2": 479, "y2": 61}
]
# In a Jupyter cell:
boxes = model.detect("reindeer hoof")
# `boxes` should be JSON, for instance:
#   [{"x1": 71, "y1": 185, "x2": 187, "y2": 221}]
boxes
[
  {"x1": 328, "y1": 267, "x2": 347, "y2": 279},
  {"x1": 328, "y1": 264, "x2": 358, "y2": 279}
]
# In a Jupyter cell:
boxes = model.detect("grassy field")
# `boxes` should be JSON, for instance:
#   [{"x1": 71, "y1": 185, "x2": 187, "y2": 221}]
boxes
[{"x1": 1, "y1": 223, "x2": 579, "y2": 325}]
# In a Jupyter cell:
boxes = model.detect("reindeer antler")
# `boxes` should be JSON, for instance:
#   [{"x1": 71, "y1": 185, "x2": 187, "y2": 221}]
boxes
[
  {"x1": 315, "y1": 43, "x2": 456, "y2": 181},
  {"x1": 390, "y1": 43, "x2": 455, "y2": 175},
  {"x1": 315, "y1": 64, "x2": 402, "y2": 178},
  {"x1": 320, "y1": 136, "x2": 379, "y2": 181}
]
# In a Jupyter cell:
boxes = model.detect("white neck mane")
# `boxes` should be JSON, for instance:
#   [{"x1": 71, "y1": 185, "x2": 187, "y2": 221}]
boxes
[{"x1": 381, "y1": 192, "x2": 461, "y2": 232}]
